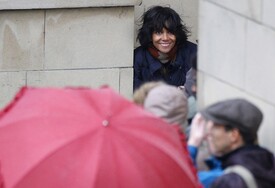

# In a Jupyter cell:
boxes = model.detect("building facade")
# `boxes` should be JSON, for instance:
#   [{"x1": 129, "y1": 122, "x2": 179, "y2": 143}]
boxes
[{"x1": 199, "y1": 0, "x2": 275, "y2": 153}]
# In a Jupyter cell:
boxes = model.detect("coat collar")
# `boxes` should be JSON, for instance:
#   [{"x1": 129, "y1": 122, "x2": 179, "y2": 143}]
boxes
[{"x1": 145, "y1": 50, "x2": 181, "y2": 75}]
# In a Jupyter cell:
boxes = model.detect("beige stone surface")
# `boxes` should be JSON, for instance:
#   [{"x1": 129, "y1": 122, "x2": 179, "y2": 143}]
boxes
[
  {"x1": 27, "y1": 68, "x2": 132, "y2": 99},
  {"x1": 119, "y1": 68, "x2": 133, "y2": 99},
  {"x1": 198, "y1": 72, "x2": 275, "y2": 152},
  {"x1": 0, "y1": 10, "x2": 44, "y2": 71},
  {"x1": 0, "y1": 72, "x2": 26, "y2": 109},
  {"x1": 256, "y1": 99, "x2": 275, "y2": 153},
  {"x1": 199, "y1": 0, "x2": 275, "y2": 153},
  {"x1": 197, "y1": 72, "x2": 246, "y2": 108},
  {"x1": 27, "y1": 69, "x2": 120, "y2": 91},
  {"x1": 0, "y1": 3, "x2": 137, "y2": 108},
  {"x1": 45, "y1": 7, "x2": 134, "y2": 69},
  {"x1": 263, "y1": 0, "x2": 275, "y2": 29},
  {"x1": 0, "y1": 0, "x2": 141, "y2": 9},
  {"x1": 199, "y1": 1, "x2": 246, "y2": 88},
  {"x1": 208, "y1": 0, "x2": 261, "y2": 21},
  {"x1": 245, "y1": 20, "x2": 275, "y2": 105}
]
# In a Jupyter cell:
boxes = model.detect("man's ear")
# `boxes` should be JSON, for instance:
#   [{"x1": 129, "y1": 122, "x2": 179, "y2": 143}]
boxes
[{"x1": 230, "y1": 128, "x2": 243, "y2": 144}]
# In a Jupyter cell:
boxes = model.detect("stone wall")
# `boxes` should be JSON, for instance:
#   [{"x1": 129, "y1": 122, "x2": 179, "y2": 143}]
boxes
[
  {"x1": 199, "y1": 0, "x2": 275, "y2": 152},
  {"x1": 0, "y1": 0, "x2": 141, "y2": 108}
]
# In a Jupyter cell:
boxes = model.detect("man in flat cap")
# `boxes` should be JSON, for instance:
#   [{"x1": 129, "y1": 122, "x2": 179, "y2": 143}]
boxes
[{"x1": 188, "y1": 98, "x2": 275, "y2": 188}]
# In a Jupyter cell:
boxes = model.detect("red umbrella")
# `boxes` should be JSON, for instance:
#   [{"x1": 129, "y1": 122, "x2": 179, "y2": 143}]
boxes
[{"x1": 0, "y1": 87, "x2": 200, "y2": 188}]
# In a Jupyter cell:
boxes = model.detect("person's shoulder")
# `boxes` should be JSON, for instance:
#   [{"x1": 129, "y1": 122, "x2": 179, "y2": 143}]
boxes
[
  {"x1": 177, "y1": 41, "x2": 197, "y2": 60},
  {"x1": 134, "y1": 46, "x2": 147, "y2": 65},
  {"x1": 198, "y1": 169, "x2": 223, "y2": 188},
  {"x1": 185, "y1": 41, "x2": 197, "y2": 47},
  {"x1": 211, "y1": 172, "x2": 247, "y2": 188},
  {"x1": 177, "y1": 41, "x2": 197, "y2": 57},
  {"x1": 179, "y1": 41, "x2": 197, "y2": 51},
  {"x1": 134, "y1": 46, "x2": 146, "y2": 54}
]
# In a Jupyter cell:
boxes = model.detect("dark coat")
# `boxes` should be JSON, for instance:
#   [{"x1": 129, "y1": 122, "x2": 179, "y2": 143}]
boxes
[
  {"x1": 133, "y1": 41, "x2": 197, "y2": 90},
  {"x1": 211, "y1": 145, "x2": 275, "y2": 188}
]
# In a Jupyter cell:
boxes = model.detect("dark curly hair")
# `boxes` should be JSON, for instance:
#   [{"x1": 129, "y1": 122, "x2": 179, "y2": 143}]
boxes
[{"x1": 137, "y1": 6, "x2": 190, "y2": 48}]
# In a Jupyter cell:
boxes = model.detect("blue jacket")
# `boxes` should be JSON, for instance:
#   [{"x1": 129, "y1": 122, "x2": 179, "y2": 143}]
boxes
[
  {"x1": 188, "y1": 146, "x2": 223, "y2": 188},
  {"x1": 134, "y1": 41, "x2": 197, "y2": 90}
]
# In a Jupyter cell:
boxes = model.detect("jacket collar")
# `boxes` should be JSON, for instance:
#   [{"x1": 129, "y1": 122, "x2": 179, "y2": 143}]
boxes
[
  {"x1": 216, "y1": 145, "x2": 262, "y2": 169},
  {"x1": 145, "y1": 50, "x2": 181, "y2": 75}
]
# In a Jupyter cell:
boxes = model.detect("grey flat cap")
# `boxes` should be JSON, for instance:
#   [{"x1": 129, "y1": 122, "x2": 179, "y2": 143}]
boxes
[{"x1": 200, "y1": 98, "x2": 263, "y2": 139}]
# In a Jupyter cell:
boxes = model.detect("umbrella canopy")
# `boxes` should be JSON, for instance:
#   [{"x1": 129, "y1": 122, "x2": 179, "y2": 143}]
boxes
[{"x1": 0, "y1": 87, "x2": 200, "y2": 188}]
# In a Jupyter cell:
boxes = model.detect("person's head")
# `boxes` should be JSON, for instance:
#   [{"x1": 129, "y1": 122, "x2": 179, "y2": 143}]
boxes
[
  {"x1": 133, "y1": 81, "x2": 188, "y2": 131},
  {"x1": 133, "y1": 81, "x2": 166, "y2": 105},
  {"x1": 200, "y1": 98, "x2": 263, "y2": 157},
  {"x1": 137, "y1": 6, "x2": 190, "y2": 52}
]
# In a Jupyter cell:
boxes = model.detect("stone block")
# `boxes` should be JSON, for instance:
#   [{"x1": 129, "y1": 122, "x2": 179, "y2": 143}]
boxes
[
  {"x1": 197, "y1": 71, "x2": 246, "y2": 108},
  {"x1": 199, "y1": 1, "x2": 246, "y2": 88},
  {"x1": 27, "y1": 69, "x2": 120, "y2": 92},
  {"x1": 208, "y1": 0, "x2": 261, "y2": 21},
  {"x1": 134, "y1": 4, "x2": 144, "y2": 48},
  {"x1": 0, "y1": 0, "x2": 141, "y2": 9},
  {"x1": 0, "y1": 10, "x2": 44, "y2": 71},
  {"x1": 263, "y1": 0, "x2": 275, "y2": 29},
  {"x1": 256, "y1": 100, "x2": 275, "y2": 153},
  {"x1": 245, "y1": 21, "x2": 275, "y2": 105},
  {"x1": 198, "y1": 72, "x2": 275, "y2": 152},
  {"x1": 0, "y1": 72, "x2": 26, "y2": 108},
  {"x1": 45, "y1": 7, "x2": 134, "y2": 70},
  {"x1": 119, "y1": 68, "x2": 133, "y2": 99}
]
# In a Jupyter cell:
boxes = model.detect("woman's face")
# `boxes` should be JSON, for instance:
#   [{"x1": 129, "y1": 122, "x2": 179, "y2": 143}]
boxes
[{"x1": 152, "y1": 28, "x2": 176, "y2": 54}]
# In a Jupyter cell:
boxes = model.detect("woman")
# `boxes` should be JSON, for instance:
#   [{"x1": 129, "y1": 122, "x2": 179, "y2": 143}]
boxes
[{"x1": 134, "y1": 6, "x2": 197, "y2": 90}]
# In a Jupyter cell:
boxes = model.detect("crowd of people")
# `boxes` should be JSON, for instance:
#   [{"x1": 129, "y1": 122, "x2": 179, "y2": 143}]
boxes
[
  {"x1": 133, "y1": 5, "x2": 275, "y2": 188},
  {"x1": 0, "y1": 4, "x2": 274, "y2": 188}
]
